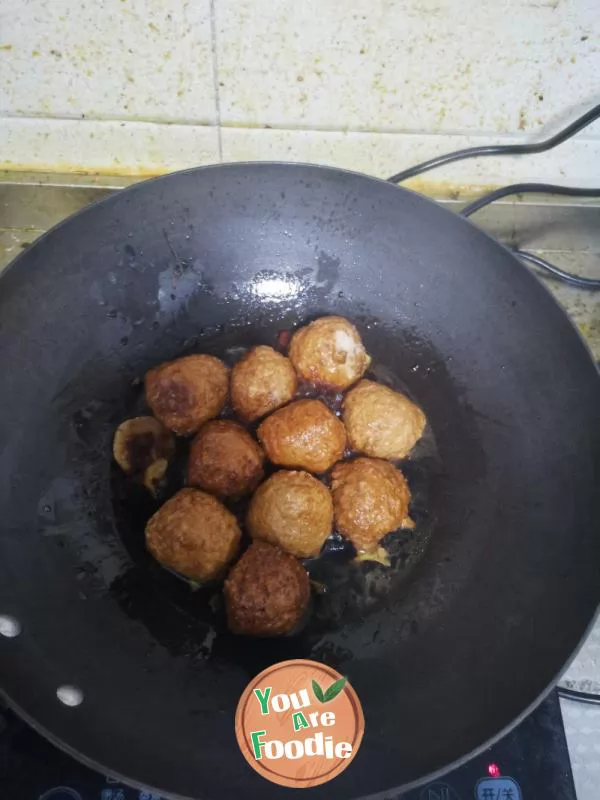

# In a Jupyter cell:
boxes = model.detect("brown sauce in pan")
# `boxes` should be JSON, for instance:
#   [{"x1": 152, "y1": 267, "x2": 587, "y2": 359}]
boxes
[{"x1": 110, "y1": 329, "x2": 439, "y2": 640}]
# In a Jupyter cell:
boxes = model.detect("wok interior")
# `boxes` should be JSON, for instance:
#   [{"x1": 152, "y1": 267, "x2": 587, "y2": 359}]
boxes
[
  {"x1": 0, "y1": 164, "x2": 598, "y2": 799},
  {"x1": 110, "y1": 322, "x2": 439, "y2": 650}
]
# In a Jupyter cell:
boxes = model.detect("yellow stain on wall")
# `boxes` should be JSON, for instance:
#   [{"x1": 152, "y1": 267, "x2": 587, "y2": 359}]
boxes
[{"x1": 0, "y1": 161, "x2": 497, "y2": 201}]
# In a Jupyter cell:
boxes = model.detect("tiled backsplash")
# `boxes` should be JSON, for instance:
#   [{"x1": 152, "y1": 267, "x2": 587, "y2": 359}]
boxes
[{"x1": 1, "y1": 0, "x2": 599, "y2": 190}]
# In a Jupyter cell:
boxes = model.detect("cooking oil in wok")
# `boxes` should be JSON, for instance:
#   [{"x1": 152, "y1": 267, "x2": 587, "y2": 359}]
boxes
[{"x1": 110, "y1": 319, "x2": 439, "y2": 645}]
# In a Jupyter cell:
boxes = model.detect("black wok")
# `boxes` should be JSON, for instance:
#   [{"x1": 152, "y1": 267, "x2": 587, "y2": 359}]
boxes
[{"x1": 0, "y1": 163, "x2": 598, "y2": 799}]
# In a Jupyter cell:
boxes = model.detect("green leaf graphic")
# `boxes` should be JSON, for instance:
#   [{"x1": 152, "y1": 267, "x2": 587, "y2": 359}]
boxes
[
  {"x1": 323, "y1": 677, "x2": 347, "y2": 703},
  {"x1": 312, "y1": 679, "x2": 325, "y2": 703}
]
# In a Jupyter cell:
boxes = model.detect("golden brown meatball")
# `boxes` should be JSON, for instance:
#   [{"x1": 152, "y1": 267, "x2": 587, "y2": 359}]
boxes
[
  {"x1": 331, "y1": 457, "x2": 411, "y2": 552},
  {"x1": 145, "y1": 488, "x2": 240, "y2": 582},
  {"x1": 187, "y1": 420, "x2": 264, "y2": 498},
  {"x1": 247, "y1": 470, "x2": 333, "y2": 558},
  {"x1": 343, "y1": 379, "x2": 426, "y2": 460},
  {"x1": 231, "y1": 345, "x2": 297, "y2": 422},
  {"x1": 145, "y1": 354, "x2": 228, "y2": 436},
  {"x1": 112, "y1": 416, "x2": 174, "y2": 493},
  {"x1": 224, "y1": 541, "x2": 310, "y2": 636},
  {"x1": 258, "y1": 399, "x2": 346, "y2": 473},
  {"x1": 289, "y1": 316, "x2": 370, "y2": 390}
]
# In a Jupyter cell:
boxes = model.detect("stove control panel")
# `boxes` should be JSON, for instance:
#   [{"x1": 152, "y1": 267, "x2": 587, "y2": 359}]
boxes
[
  {"x1": 413, "y1": 775, "x2": 524, "y2": 800},
  {"x1": 38, "y1": 790, "x2": 83, "y2": 800},
  {"x1": 475, "y1": 776, "x2": 522, "y2": 799},
  {"x1": 0, "y1": 692, "x2": 574, "y2": 800},
  {"x1": 418, "y1": 780, "x2": 463, "y2": 799},
  {"x1": 37, "y1": 786, "x2": 162, "y2": 800}
]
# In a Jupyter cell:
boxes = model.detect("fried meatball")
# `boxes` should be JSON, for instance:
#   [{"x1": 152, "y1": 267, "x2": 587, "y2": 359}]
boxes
[
  {"x1": 113, "y1": 416, "x2": 174, "y2": 493},
  {"x1": 231, "y1": 345, "x2": 297, "y2": 422},
  {"x1": 289, "y1": 316, "x2": 370, "y2": 390},
  {"x1": 258, "y1": 399, "x2": 346, "y2": 473},
  {"x1": 187, "y1": 420, "x2": 264, "y2": 497},
  {"x1": 224, "y1": 541, "x2": 310, "y2": 636},
  {"x1": 247, "y1": 470, "x2": 333, "y2": 558},
  {"x1": 343, "y1": 379, "x2": 426, "y2": 460},
  {"x1": 331, "y1": 458, "x2": 411, "y2": 551},
  {"x1": 145, "y1": 354, "x2": 228, "y2": 436},
  {"x1": 145, "y1": 488, "x2": 240, "y2": 582}
]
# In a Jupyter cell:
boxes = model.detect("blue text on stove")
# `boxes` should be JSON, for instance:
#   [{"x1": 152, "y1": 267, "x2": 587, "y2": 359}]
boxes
[
  {"x1": 100, "y1": 790, "x2": 125, "y2": 800},
  {"x1": 475, "y1": 776, "x2": 522, "y2": 800}
]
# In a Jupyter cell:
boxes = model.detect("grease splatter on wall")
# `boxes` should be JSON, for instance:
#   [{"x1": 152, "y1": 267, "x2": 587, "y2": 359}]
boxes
[{"x1": 0, "y1": 0, "x2": 598, "y2": 189}]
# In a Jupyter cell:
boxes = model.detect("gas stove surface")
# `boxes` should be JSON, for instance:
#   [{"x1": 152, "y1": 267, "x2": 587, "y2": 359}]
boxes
[{"x1": 0, "y1": 690, "x2": 577, "y2": 800}]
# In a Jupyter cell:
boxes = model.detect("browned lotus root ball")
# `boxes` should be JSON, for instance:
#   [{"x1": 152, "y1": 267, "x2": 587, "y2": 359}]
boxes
[
  {"x1": 343, "y1": 379, "x2": 426, "y2": 460},
  {"x1": 231, "y1": 345, "x2": 297, "y2": 422},
  {"x1": 145, "y1": 354, "x2": 228, "y2": 436},
  {"x1": 112, "y1": 416, "x2": 174, "y2": 493},
  {"x1": 247, "y1": 470, "x2": 333, "y2": 558},
  {"x1": 187, "y1": 420, "x2": 264, "y2": 498},
  {"x1": 224, "y1": 541, "x2": 310, "y2": 636},
  {"x1": 289, "y1": 315, "x2": 370, "y2": 390},
  {"x1": 145, "y1": 488, "x2": 240, "y2": 582},
  {"x1": 257, "y1": 399, "x2": 346, "y2": 473},
  {"x1": 331, "y1": 458, "x2": 412, "y2": 552}
]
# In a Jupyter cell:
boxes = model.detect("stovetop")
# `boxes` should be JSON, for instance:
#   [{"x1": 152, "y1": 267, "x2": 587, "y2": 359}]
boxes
[
  {"x1": 0, "y1": 174, "x2": 598, "y2": 800},
  {"x1": 0, "y1": 690, "x2": 577, "y2": 800}
]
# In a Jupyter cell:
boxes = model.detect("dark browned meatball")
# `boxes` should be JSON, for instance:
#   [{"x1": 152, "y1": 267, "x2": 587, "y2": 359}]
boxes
[
  {"x1": 343, "y1": 379, "x2": 426, "y2": 459},
  {"x1": 224, "y1": 541, "x2": 310, "y2": 636},
  {"x1": 289, "y1": 316, "x2": 370, "y2": 390},
  {"x1": 145, "y1": 488, "x2": 241, "y2": 582},
  {"x1": 145, "y1": 354, "x2": 228, "y2": 436},
  {"x1": 331, "y1": 457, "x2": 412, "y2": 552},
  {"x1": 247, "y1": 470, "x2": 333, "y2": 557},
  {"x1": 258, "y1": 398, "x2": 346, "y2": 473},
  {"x1": 231, "y1": 345, "x2": 297, "y2": 422},
  {"x1": 187, "y1": 420, "x2": 264, "y2": 497}
]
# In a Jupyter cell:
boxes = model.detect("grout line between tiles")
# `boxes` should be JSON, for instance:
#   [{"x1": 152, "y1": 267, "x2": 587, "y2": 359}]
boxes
[
  {"x1": 2, "y1": 113, "x2": 599, "y2": 144},
  {"x1": 209, "y1": 0, "x2": 223, "y2": 161}
]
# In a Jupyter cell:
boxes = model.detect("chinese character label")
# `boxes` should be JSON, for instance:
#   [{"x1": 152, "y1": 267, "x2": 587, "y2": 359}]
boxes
[
  {"x1": 100, "y1": 790, "x2": 125, "y2": 800},
  {"x1": 475, "y1": 776, "x2": 522, "y2": 800},
  {"x1": 418, "y1": 781, "x2": 462, "y2": 800}
]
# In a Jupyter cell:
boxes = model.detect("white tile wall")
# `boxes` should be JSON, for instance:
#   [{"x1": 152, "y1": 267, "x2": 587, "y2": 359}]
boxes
[
  {"x1": 0, "y1": 0, "x2": 599, "y2": 190},
  {"x1": 0, "y1": 0, "x2": 216, "y2": 123},
  {"x1": 220, "y1": 126, "x2": 600, "y2": 189},
  {"x1": 215, "y1": 0, "x2": 598, "y2": 134},
  {"x1": 0, "y1": 117, "x2": 220, "y2": 175}
]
